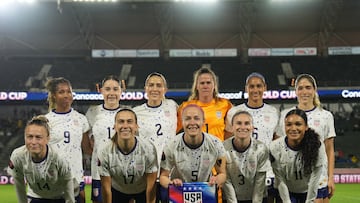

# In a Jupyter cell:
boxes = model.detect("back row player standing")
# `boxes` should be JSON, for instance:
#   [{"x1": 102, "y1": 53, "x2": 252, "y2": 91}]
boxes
[
  {"x1": 276, "y1": 74, "x2": 336, "y2": 203},
  {"x1": 85, "y1": 75, "x2": 123, "y2": 203},
  {"x1": 133, "y1": 72, "x2": 178, "y2": 172},
  {"x1": 45, "y1": 77, "x2": 91, "y2": 203},
  {"x1": 226, "y1": 72, "x2": 280, "y2": 203}
]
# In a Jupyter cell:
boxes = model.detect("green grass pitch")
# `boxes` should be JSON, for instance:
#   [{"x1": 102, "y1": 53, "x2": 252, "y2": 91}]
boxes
[{"x1": 0, "y1": 184, "x2": 359, "y2": 202}]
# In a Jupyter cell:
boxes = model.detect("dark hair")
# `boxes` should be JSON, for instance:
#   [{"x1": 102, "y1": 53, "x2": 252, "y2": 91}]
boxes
[
  {"x1": 285, "y1": 109, "x2": 321, "y2": 175},
  {"x1": 245, "y1": 72, "x2": 266, "y2": 86},
  {"x1": 95, "y1": 75, "x2": 122, "y2": 93},
  {"x1": 111, "y1": 108, "x2": 138, "y2": 143},
  {"x1": 45, "y1": 77, "x2": 72, "y2": 111},
  {"x1": 26, "y1": 115, "x2": 50, "y2": 137},
  {"x1": 101, "y1": 75, "x2": 120, "y2": 87}
]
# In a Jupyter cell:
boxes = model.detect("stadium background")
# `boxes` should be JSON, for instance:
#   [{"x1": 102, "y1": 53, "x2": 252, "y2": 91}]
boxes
[{"x1": 0, "y1": 0, "x2": 359, "y2": 197}]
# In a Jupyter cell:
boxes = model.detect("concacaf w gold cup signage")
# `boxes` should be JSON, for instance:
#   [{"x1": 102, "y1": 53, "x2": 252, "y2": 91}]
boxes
[{"x1": 169, "y1": 182, "x2": 217, "y2": 203}]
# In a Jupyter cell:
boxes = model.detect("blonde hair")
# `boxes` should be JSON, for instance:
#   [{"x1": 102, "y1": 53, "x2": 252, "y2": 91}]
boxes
[
  {"x1": 295, "y1": 74, "x2": 321, "y2": 108},
  {"x1": 188, "y1": 67, "x2": 220, "y2": 101},
  {"x1": 145, "y1": 72, "x2": 168, "y2": 88},
  {"x1": 45, "y1": 77, "x2": 72, "y2": 112},
  {"x1": 26, "y1": 115, "x2": 50, "y2": 137}
]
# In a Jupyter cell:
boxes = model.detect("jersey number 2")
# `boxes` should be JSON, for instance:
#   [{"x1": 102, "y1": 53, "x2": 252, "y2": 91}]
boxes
[{"x1": 155, "y1": 124, "x2": 163, "y2": 136}]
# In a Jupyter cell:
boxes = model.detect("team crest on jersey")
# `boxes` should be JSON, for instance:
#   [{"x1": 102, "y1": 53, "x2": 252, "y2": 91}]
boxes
[
  {"x1": 216, "y1": 111, "x2": 222, "y2": 119},
  {"x1": 136, "y1": 162, "x2": 144, "y2": 171},
  {"x1": 73, "y1": 119, "x2": 80, "y2": 126},
  {"x1": 48, "y1": 170, "x2": 55, "y2": 177},
  {"x1": 313, "y1": 120, "x2": 320, "y2": 127},
  {"x1": 93, "y1": 188, "x2": 99, "y2": 197},
  {"x1": 248, "y1": 160, "x2": 257, "y2": 171},
  {"x1": 165, "y1": 110, "x2": 171, "y2": 117},
  {"x1": 184, "y1": 191, "x2": 202, "y2": 203},
  {"x1": 264, "y1": 115, "x2": 270, "y2": 122},
  {"x1": 8, "y1": 160, "x2": 14, "y2": 169},
  {"x1": 202, "y1": 155, "x2": 210, "y2": 166}
]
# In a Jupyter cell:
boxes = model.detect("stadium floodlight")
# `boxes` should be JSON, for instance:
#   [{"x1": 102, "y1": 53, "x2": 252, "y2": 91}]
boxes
[
  {"x1": 72, "y1": 0, "x2": 117, "y2": 2},
  {"x1": 174, "y1": 0, "x2": 218, "y2": 2},
  {"x1": 18, "y1": 0, "x2": 33, "y2": 2}
]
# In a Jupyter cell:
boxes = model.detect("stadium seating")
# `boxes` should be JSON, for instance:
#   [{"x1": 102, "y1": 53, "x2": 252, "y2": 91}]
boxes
[{"x1": 1, "y1": 56, "x2": 360, "y2": 91}]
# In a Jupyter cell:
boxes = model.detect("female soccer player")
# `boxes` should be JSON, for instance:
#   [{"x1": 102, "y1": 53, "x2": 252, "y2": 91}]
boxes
[
  {"x1": 177, "y1": 66, "x2": 232, "y2": 141},
  {"x1": 223, "y1": 111, "x2": 270, "y2": 203},
  {"x1": 133, "y1": 72, "x2": 177, "y2": 169},
  {"x1": 98, "y1": 108, "x2": 158, "y2": 203},
  {"x1": 276, "y1": 74, "x2": 336, "y2": 202},
  {"x1": 225, "y1": 72, "x2": 280, "y2": 202},
  {"x1": 45, "y1": 77, "x2": 91, "y2": 203},
  {"x1": 271, "y1": 109, "x2": 327, "y2": 203},
  {"x1": 85, "y1": 75, "x2": 122, "y2": 203},
  {"x1": 160, "y1": 104, "x2": 227, "y2": 189},
  {"x1": 8, "y1": 115, "x2": 75, "y2": 203}
]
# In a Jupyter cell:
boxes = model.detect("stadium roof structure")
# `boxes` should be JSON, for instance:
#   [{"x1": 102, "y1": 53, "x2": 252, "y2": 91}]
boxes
[{"x1": 0, "y1": 0, "x2": 359, "y2": 60}]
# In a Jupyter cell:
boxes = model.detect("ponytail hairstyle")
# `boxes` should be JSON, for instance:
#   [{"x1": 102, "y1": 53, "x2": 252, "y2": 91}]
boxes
[
  {"x1": 45, "y1": 77, "x2": 72, "y2": 112},
  {"x1": 101, "y1": 75, "x2": 121, "y2": 88},
  {"x1": 26, "y1": 115, "x2": 50, "y2": 137},
  {"x1": 285, "y1": 109, "x2": 321, "y2": 175},
  {"x1": 295, "y1": 74, "x2": 321, "y2": 108}
]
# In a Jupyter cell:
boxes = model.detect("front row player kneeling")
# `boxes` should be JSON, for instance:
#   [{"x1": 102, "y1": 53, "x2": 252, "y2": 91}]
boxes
[{"x1": 159, "y1": 104, "x2": 227, "y2": 201}]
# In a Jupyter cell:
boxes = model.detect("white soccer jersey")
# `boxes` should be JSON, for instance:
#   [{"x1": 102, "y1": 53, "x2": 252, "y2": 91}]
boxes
[
  {"x1": 270, "y1": 136, "x2": 327, "y2": 202},
  {"x1": 223, "y1": 137, "x2": 271, "y2": 201},
  {"x1": 276, "y1": 106, "x2": 336, "y2": 188},
  {"x1": 161, "y1": 132, "x2": 226, "y2": 182},
  {"x1": 8, "y1": 145, "x2": 74, "y2": 202},
  {"x1": 277, "y1": 106, "x2": 336, "y2": 142},
  {"x1": 226, "y1": 103, "x2": 279, "y2": 146},
  {"x1": 133, "y1": 99, "x2": 178, "y2": 166},
  {"x1": 46, "y1": 109, "x2": 90, "y2": 184},
  {"x1": 97, "y1": 137, "x2": 158, "y2": 194},
  {"x1": 86, "y1": 104, "x2": 120, "y2": 180},
  {"x1": 226, "y1": 103, "x2": 278, "y2": 181}
]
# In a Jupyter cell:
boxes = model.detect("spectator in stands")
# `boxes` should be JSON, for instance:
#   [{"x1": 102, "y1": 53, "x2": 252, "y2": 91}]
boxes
[
  {"x1": 225, "y1": 72, "x2": 280, "y2": 203},
  {"x1": 276, "y1": 74, "x2": 336, "y2": 202},
  {"x1": 177, "y1": 66, "x2": 232, "y2": 141},
  {"x1": 85, "y1": 75, "x2": 123, "y2": 203},
  {"x1": 45, "y1": 77, "x2": 91, "y2": 203},
  {"x1": 98, "y1": 108, "x2": 158, "y2": 203},
  {"x1": 271, "y1": 109, "x2": 327, "y2": 203},
  {"x1": 8, "y1": 115, "x2": 76, "y2": 203}
]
